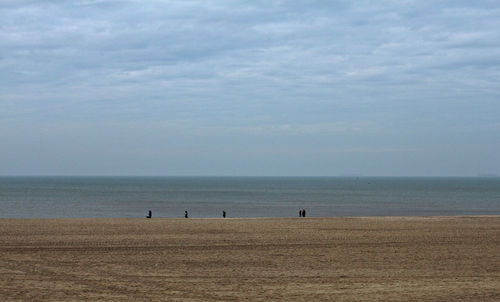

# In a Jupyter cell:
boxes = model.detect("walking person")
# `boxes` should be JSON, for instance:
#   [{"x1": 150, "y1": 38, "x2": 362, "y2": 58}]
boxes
[
  {"x1": 184, "y1": 211, "x2": 188, "y2": 218},
  {"x1": 223, "y1": 210, "x2": 226, "y2": 218}
]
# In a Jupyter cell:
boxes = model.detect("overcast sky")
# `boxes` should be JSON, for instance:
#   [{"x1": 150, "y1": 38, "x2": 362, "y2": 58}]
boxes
[{"x1": 1, "y1": 0, "x2": 499, "y2": 176}]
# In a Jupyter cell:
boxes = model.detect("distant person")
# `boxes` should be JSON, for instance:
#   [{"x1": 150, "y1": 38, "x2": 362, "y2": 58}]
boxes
[
  {"x1": 223, "y1": 210, "x2": 226, "y2": 218},
  {"x1": 146, "y1": 210, "x2": 152, "y2": 219},
  {"x1": 302, "y1": 209, "x2": 306, "y2": 217},
  {"x1": 299, "y1": 210, "x2": 302, "y2": 217},
  {"x1": 184, "y1": 211, "x2": 188, "y2": 218}
]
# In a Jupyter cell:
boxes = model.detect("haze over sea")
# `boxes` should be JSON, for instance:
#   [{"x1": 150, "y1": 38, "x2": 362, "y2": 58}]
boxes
[{"x1": 0, "y1": 176, "x2": 499, "y2": 219}]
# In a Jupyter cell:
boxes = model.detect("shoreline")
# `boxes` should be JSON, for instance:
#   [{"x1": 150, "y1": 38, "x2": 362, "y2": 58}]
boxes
[{"x1": 2, "y1": 214, "x2": 500, "y2": 220}]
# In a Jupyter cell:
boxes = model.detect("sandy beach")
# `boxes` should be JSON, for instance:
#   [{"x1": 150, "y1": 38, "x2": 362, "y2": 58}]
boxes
[{"x1": 1, "y1": 216, "x2": 500, "y2": 301}]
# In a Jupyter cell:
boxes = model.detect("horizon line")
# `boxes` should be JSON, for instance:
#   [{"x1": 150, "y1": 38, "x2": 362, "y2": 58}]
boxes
[{"x1": 0, "y1": 174, "x2": 496, "y2": 178}]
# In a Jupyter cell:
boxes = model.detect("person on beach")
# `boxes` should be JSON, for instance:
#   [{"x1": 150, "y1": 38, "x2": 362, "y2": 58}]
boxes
[
  {"x1": 302, "y1": 209, "x2": 306, "y2": 217},
  {"x1": 299, "y1": 210, "x2": 302, "y2": 217},
  {"x1": 184, "y1": 211, "x2": 188, "y2": 218},
  {"x1": 223, "y1": 210, "x2": 226, "y2": 218},
  {"x1": 146, "y1": 210, "x2": 152, "y2": 219}
]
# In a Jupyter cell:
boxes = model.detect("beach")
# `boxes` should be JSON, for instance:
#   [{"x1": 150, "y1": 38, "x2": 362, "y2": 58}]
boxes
[{"x1": 1, "y1": 217, "x2": 500, "y2": 301}]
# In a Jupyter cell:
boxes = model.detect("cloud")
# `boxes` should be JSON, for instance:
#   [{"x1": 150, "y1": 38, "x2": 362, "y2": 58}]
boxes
[{"x1": 1, "y1": 0, "x2": 500, "y2": 175}]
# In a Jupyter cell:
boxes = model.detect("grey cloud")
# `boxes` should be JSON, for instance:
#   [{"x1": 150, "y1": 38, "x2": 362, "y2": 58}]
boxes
[{"x1": 1, "y1": 0, "x2": 500, "y2": 175}]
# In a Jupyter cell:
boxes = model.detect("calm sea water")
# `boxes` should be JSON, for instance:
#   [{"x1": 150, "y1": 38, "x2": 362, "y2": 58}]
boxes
[{"x1": 0, "y1": 176, "x2": 499, "y2": 218}]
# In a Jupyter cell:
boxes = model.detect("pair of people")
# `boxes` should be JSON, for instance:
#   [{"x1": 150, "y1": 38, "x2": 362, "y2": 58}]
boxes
[{"x1": 299, "y1": 209, "x2": 306, "y2": 217}]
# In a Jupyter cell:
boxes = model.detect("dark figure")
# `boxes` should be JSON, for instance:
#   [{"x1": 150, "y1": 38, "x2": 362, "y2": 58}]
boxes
[
  {"x1": 302, "y1": 209, "x2": 306, "y2": 217},
  {"x1": 184, "y1": 211, "x2": 188, "y2": 218},
  {"x1": 223, "y1": 210, "x2": 226, "y2": 218},
  {"x1": 146, "y1": 210, "x2": 152, "y2": 219},
  {"x1": 299, "y1": 210, "x2": 302, "y2": 217}
]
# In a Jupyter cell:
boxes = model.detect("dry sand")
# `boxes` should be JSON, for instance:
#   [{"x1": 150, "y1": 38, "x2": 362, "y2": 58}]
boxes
[{"x1": 1, "y1": 216, "x2": 500, "y2": 301}]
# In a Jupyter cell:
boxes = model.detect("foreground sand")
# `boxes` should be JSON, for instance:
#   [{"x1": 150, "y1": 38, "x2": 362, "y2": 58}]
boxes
[{"x1": 1, "y1": 217, "x2": 500, "y2": 301}]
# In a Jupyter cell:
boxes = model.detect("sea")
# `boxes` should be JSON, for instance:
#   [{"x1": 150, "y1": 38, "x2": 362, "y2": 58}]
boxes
[{"x1": 0, "y1": 176, "x2": 499, "y2": 219}]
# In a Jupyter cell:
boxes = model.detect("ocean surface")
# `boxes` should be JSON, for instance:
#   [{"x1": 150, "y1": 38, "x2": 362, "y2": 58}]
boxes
[{"x1": 0, "y1": 176, "x2": 499, "y2": 218}]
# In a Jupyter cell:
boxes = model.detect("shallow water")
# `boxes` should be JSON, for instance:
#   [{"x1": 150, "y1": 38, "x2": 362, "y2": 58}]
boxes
[{"x1": 0, "y1": 176, "x2": 499, "y2": 218}]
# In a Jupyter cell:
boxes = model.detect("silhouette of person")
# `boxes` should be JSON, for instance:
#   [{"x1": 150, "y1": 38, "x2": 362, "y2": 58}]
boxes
[
  {"x1": 302, "y1": 209, "x2": 306, "y2": 217},
  {"x1": 184, "y1": 211, "x2": 188, "y2": 218},
  {"x1": 146, "y1": 210, "x2": 152, "y2": 219},
  {"x1": 299, "y1": 210, "x2": 302, "y2": 217},
  {"x1": 223, "y1": 210, "x2": 226, "y2": 218}
]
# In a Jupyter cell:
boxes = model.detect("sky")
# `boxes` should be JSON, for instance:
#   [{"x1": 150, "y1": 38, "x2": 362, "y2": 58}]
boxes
[{"x1": 1, "y1": 0, "x2": 499, "y2": 176}]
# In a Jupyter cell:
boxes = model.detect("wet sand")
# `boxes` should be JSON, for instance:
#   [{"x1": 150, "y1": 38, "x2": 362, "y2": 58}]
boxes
[{"x1": 1, "y1": 216, "x2": 500, "y2": 301}]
